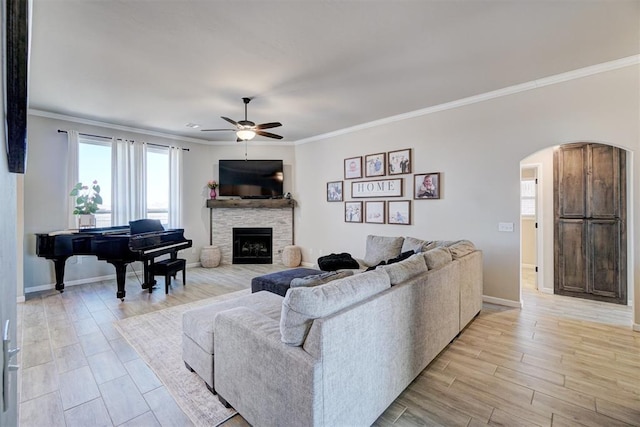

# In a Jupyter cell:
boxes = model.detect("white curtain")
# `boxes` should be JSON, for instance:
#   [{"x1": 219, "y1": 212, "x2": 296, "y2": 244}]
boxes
[
  {"x1": 112, "y1": 139, "x2": 147, "y2": 225},
  {"x1": 66, "y1": 130, "x2": 79, "y2": 229},
  {"x1": 168, "y1": 146, "x2": 182, "y2": 228}
]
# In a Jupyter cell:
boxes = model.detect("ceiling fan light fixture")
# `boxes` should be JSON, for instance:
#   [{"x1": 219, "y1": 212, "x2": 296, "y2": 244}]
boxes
[{"x1": 236, "y1": 129, "x2": 256, "y2": 140}]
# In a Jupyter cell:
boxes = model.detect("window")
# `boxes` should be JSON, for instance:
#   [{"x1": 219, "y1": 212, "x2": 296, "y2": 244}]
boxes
[
  {"x1": 78, "y1": 136, "x2": 112, "y2": 227},
  {"x1": 146, "y1": 146, "x2": 169, "y2": 226},
  {"x1": 520, "y1": 179, "x2": 536, "y2": 217}
]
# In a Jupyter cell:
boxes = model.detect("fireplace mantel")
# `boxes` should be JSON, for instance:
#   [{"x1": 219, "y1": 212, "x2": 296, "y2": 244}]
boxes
[
  {"x1": 207, "y1": 199, "x2": 295, "y2": 209},
  {"x1": 207, "y1": 200, "x2": 295, "y2": 262}
]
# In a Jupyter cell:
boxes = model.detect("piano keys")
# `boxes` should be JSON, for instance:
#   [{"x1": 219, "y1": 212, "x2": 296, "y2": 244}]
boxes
[{"x1": 36, "y1": 219, "x2": 193, "y2": 300}]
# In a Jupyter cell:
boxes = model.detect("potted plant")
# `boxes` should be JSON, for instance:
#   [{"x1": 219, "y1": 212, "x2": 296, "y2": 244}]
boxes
[{"x1": 70, "y1": 180, "x2": 102, "y2": 228}]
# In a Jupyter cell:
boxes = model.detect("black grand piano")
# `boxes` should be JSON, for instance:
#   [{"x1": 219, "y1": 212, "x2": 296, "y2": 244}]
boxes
[{"x1": 36, "y1": 219, "x2": 192, "y2": 300}]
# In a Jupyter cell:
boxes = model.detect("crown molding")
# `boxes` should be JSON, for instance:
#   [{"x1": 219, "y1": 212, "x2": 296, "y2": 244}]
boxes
[{"x1": 294, "y1": 55, "x2": 640, "y2": 145}]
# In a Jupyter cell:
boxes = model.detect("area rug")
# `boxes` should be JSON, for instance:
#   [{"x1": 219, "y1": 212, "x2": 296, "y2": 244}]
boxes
[{"x1": 114, "y1": 289, "x2": 251, "y2": 426}]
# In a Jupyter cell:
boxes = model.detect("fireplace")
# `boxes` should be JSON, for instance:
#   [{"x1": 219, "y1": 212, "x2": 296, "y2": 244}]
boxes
[{"x1": 233, "y1": 227, "x2": 273, "y2": 264}]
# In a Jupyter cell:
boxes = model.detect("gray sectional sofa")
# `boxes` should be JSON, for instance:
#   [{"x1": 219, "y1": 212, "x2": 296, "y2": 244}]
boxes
[{"x1": 182, "y1": 236, "x2": 483, "y2": 426}]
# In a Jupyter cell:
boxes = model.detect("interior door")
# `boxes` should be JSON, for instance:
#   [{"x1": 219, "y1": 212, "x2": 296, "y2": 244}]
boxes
[{"x1": 554, "y1": 143, "x2": 626, "y2": 304}]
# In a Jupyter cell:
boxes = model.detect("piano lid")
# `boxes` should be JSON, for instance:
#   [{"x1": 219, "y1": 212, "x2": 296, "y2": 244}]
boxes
[{"x1": 129, "y1": 219, "x2": 164, "y2": 235}]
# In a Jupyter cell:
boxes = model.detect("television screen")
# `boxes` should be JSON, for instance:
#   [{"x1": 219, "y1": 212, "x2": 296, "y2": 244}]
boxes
[{"x1": 219, "y1": 160, "x2": 284, "y2": 198}]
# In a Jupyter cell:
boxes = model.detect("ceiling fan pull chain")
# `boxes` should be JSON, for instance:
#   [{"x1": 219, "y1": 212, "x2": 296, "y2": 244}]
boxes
[{"x1": 245, "y1": 140, "x2": 248, "y2": 161}]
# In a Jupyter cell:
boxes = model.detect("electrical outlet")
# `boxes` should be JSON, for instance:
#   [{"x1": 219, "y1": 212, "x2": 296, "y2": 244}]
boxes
[{"x1": 498, "y1": 222, "x2": 514, "y2": 232}]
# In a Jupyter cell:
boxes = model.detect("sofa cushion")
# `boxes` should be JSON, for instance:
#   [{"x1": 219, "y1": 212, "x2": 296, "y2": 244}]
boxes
[
  {"x1": 376, "y1": 253, "x2": 428, "y2": 285},
  {"x1": 290, "y1": 270, "x2": 354, "y2": 288},
  {"x1": 401, "y1": 237, "x2": 432, "y2": 253},
  {"x1": 423, "y1": 247, "x2": 453, "y2": 270},
  {"x1": 363, "y1": 235, "x2": 404, "y2": 267},
  {"x1": 447, "y1": 240, "x2": 476, "y2": 259},
  {"x1": 280, "y1": 270, "x2": 391, "y2": 346}
]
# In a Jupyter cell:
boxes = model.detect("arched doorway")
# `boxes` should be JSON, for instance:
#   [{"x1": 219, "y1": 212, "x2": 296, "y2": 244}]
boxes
[{"x1": 520, "y1": 142, "x2": 633, "y2": 305}]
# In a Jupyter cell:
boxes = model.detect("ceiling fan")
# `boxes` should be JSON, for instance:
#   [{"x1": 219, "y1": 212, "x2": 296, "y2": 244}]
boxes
[{"x1": 201, "y1": 97, "x2": 283, "y2": 141}]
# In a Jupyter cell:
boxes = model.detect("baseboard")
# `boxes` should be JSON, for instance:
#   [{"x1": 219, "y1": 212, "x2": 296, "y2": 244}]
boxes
[
  {"x1": 25, "y1": 263, "x2": 199, "y2": 294},
  {"x1": 539, "y1": 287, "x2": 554, "y2": 295},
  {"x1": 633, "y1": 323, "x2": 640, "y2": 332},
  {"x1": 16, "y1": 295, "x2": 25, "y2": 303},
  {"x1": 483, "y1": 295, "x2": 522, "y2": 308},
  {"x1": 300, "y1": 261, "x2": 315, "y2": 267},
  {"x1": 521, "y1": 264, "x2": 536, "y2": 270}
]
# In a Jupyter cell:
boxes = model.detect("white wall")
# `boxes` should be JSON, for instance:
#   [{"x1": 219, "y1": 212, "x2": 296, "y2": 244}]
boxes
[
  {"x1": 23, "y1": 114, "x2": 295, "y2": 292},
  {"x1": 293, "y1": 66, "x2": 640, "y2": 308}
]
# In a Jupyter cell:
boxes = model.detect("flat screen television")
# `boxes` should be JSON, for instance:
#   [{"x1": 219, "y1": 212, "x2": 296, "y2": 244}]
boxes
[{"x1": 219, "y1": 160, "x2": 284, "y2": 198}]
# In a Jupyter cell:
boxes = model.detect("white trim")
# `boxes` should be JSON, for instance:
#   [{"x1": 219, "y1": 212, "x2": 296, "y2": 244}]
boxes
[
  {"x1": 24, "y1": 263, "x2": 200, "y2": 294},
  {"x1": 633, "y1": 323, "x2": 640, "y2": 332},
  {"x1": 295, "y1": 55, "x2": 640, "y2": 145},
  {"x1": 540, "y1": 288, "x2": 554, "y2": 295},
  {"x1": 483, "y1": 295, "x2": 522, "y2": 308},
  {"x1": 16, "y1": 296, "x2": 25, "y2": 303}
]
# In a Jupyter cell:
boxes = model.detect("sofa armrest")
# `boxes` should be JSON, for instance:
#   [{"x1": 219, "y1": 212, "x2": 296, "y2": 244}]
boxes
[{"x1": 214, "y1": 307, "x2": 322, "y2": 427}]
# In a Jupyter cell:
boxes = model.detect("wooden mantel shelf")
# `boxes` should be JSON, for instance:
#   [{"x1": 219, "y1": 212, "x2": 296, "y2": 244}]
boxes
[{"x1": 206, "y1": 199, "x2": 295, "y2": 209}]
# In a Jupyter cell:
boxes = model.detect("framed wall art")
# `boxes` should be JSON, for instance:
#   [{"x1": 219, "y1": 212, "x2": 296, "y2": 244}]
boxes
[
  {"x1": 365, "y1": 201, "x2": 385, "y2": 224},
  {"x1": 351, "y1": 178, "x2": 402, "y2": 198},
  {"x1": 414, "y1": 172, "x2": 440, "y2": 199},
  {"x1": 344, "y1": 156, "x2": 363, "y2": 180},
  {"x1": 326, "y1": 181, "x2": 343, "y2": 202},
  {"x1": 388, "y1": 148, "x2": 411, "y2": 175},
  {"x1": 365, "y1": 152, "x2": 386, "y2": 177},
  {"x1": 345, "y1": 201, "x2": 363, "y2": 223},
  {"x1": 388, "y1": 200, "x2": 411, "y2": 225}
]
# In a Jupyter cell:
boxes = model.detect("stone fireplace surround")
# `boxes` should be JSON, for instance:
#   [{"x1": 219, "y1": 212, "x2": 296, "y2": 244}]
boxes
[{"x1": 208, "y1": 199, "x2": 294, "y2": 265}]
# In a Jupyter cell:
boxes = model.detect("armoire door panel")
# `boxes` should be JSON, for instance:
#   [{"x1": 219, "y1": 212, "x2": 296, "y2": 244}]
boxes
[
  {"x1": 589, "y1": 220, "x2": 620, "y2": 298},
  {"x1": 590, "y1": 145, "x2": 620, "y2": 219},
  {"x1": 556, "y1": 220, "x2": 587, "y2": 293},
  {"x1": 556, "y1": 145, "x2": 586, "y2": 218}
]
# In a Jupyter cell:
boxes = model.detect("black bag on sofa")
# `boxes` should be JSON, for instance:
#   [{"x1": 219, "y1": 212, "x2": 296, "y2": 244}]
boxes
[{"x1": 317, "y1": 252, "x2": 360, "y2": 271}]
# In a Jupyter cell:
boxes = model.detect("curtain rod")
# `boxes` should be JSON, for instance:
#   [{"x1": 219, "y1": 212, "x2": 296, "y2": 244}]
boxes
[{"x1": 57, "y1": 129, "x2": 190, "y2": 151}]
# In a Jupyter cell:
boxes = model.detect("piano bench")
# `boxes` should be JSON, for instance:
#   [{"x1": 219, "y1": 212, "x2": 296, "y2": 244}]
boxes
[{"x1": 152, "y1": 258, "x2": 186, "y2": 294}]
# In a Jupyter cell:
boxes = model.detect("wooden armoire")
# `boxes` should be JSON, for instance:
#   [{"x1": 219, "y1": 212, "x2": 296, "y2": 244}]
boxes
[{"x1": 554, "y1": 143, "x2": 626, "y2": 304}]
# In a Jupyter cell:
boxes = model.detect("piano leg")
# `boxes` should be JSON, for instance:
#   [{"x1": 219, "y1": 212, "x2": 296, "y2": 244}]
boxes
[
  {"x1": 107, "y1": 261, "x2": 129, "y2": 300},
  {"x1": 142, "y1": 260, "x2": 156, "y2": 292},
  {"x1": 53, "y1": 257, "x2": 70, "y2": 293}
]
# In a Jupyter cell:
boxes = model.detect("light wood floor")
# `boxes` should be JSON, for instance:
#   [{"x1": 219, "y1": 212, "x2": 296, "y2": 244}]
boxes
[{"x1": 18, "y1": 265, "x2": 639, "y2": 426}]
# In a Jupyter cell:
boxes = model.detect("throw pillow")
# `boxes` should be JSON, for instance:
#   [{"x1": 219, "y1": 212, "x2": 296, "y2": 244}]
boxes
[
  {"x1": 447, "y1": 240, "x2": 476, "y2": 259},
  {"x1": 423, "y1": 247, "x2": 453, "y2": 270},
  {"x1": 290, "y1": 270, "x2": 354, "y2": 288},
  {"x1": 376, "y1": 253, "x2": 428, "y2": 285},
  {"x1": 363, "y1": 235, "x2": 404, "y2": 267},
  {"x1": 365, "y1": 250, "x2": 414, "y2": 271},
  {"x1": 280, "y1": 270, "x2": 391, "y2": 346},
  {"x1": 401, "y1": 236, "x2": 432, "y2": 253}
]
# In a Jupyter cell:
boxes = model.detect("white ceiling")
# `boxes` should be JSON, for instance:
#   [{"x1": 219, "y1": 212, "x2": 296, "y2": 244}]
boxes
[{"x1": 29, "y1": 0, "x2": 640, "y2": 144}]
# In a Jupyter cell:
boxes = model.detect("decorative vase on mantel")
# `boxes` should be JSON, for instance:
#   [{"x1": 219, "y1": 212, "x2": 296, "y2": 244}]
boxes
[
  {"x1": 210, "y1": 188, "x2": 217, "y2": 200},
  {"x1": 77, "y1": 214, "x2": 96, "y2": 229}
]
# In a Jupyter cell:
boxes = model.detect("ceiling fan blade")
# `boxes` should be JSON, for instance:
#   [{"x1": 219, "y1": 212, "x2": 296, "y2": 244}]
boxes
[
  {"x1": 255, "y1": 122, "x2": 282, "y2": 130},
  {"x1": 255, "y1": 130, "x2": 283, "y2": 140},
  {"x1": 221, "y1": 116, "x2": 238, "y2": 126},
  {"x1": 200, "y1": 128, "x2": 235, "y2": 132}
]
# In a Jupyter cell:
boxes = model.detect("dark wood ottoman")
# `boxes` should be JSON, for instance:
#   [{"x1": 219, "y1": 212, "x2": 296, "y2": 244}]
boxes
[{"x1": 251, "y1": 267, "x2": 324, "y2": 296}]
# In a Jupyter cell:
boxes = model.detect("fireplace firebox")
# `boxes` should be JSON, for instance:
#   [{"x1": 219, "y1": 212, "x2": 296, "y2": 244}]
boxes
[{"x1": 232, "y1": 227, "x2": 273, "y2": 264}]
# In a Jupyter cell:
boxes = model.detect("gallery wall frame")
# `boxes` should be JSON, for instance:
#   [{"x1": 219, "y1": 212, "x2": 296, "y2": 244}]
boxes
[
  {"x1": 326, "y1": 181, "x2": 343, "y2": 202},
  {"x1": 365, "y1": 201, "x2": 385, "y2": 224},
  {"x1": 351, "y1": 178, "x2": 403, "y2": 198},
  {"x1": 345, "y1": 201, "x2": 363, "y2": 223},
  {"x1": 414, "y1": 172, "x2": 441, "y2": 199},
  {"x1": 387, "y1": 148, "x2": 411, "y2": 175},
  {"x1": 388, "y1": 200, "x2": 411, "y2": 225},
  {"x1": 344, "y1": 156, "x2": 363, "y2": 180},
  {"x1": 364, "y1": 152, "x2": 386, "y2": 177}
]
